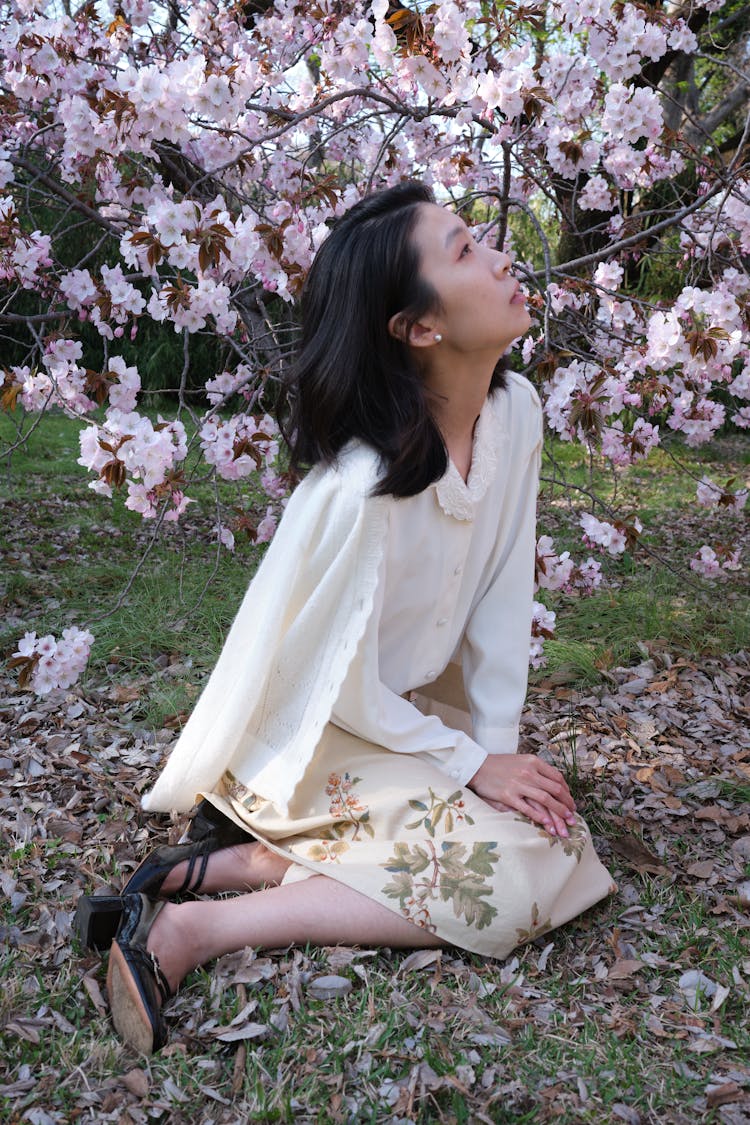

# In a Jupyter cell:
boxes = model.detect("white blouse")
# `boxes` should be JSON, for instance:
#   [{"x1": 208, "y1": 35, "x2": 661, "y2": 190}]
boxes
[{"x1": 331, "y1": 370, "x2": 543, "y2": 787}]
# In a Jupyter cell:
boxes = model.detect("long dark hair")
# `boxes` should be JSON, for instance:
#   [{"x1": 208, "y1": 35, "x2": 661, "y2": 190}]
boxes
[{"x1": 280, "y1": 181, "x2": 506, "y2": 498}]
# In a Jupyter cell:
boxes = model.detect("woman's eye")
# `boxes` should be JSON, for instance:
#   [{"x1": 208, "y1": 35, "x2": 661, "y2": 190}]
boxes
[{"x1": 459, "y1": 242, "x2": 472, "y2": 258}]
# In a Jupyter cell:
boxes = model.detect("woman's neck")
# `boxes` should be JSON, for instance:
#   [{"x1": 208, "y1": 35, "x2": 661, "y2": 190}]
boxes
[{"x1": 424, "y1": 356, "x2": 495, "y2": 483}]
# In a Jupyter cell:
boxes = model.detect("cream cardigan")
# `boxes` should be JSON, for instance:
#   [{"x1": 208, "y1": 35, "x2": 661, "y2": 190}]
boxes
[
  {"x1": 143, "y1": 372, "x2": 542, "y2": 816},
  {"x1": 142, "y1": 446, "x2": 388, "y2": 815}
]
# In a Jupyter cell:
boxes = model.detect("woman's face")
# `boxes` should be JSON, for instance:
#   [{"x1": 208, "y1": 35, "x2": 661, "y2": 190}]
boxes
[{"x1": 410, "y1": 203, "x2": 531, "y2": 356}]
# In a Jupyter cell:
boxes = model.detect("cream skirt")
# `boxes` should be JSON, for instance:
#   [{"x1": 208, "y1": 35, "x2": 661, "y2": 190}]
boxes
[{"x1": 200, "y1": 667, "x2": 614, "y2": 959}]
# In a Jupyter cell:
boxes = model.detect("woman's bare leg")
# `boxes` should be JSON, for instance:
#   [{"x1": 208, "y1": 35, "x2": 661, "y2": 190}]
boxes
[
  {"x1": 160, "y1": 841, "x2": 289, "y2": 895},
  {"x1": 147, "y1": 875, "x2": 444, "y2": 992}
]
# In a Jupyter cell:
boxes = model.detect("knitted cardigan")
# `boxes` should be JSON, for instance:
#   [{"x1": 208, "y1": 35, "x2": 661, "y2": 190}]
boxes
[{"x1": 142, "y1": 445, "x2": 388, "y2": 816}]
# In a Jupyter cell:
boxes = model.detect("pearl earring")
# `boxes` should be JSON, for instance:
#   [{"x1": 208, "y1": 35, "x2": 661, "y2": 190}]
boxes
[{"x1": 434, "y1": 333, "x2": 442, "y2": 343}]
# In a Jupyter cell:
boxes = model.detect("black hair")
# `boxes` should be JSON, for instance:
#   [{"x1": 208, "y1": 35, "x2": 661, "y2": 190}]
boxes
[{"x1": 280, "y1": 180, "x2": 507, "y2": 498}]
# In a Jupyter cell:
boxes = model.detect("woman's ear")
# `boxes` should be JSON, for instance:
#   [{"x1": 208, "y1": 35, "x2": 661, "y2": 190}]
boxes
[
  {"x1": 387, "y1": 312, "x2": 441, "y2": 349},
  {"x1": 387, "y1": 311, "x2": 410, "y2": 343}
]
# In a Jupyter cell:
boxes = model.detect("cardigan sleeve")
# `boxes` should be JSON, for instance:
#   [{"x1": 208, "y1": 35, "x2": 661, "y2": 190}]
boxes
[
  {"x1": 461, "y1": 382, "x2": 543, "y2": 754},
  {"x1": 331, "y1": 552, "x2": 488, "y2": 787},
  {"x1": 143, "y1": 445, "x2": 389, "y2": 815}
]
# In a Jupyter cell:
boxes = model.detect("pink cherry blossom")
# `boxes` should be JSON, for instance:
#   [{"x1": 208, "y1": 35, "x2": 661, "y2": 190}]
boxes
[
  {"x1": 3, "y1": 0, "x2": 749, "y2": 692},
  {"x1": 580, "y1": 513, "x2": 641, "y2": 556},
  {"x1": 12, "y1": 625, "x2": 94, "y2": 695},
  {"x1": 255, "y1": 505, "x2": 278, "y2": 544},
  {"x1": 690, "y1": 546, "x2": 721, "y2": 578},
  {"x1": 530, "y1": 602, "x2": 556, "y2": 670},
  {"x1": 578, "y1": 175, "x2": 616, "y2": 213}
]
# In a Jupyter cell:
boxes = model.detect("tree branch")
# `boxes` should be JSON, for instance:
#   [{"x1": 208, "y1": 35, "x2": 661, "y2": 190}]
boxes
[{"x1": 11, "y1": 156, "x2": 123, "y2": 237}]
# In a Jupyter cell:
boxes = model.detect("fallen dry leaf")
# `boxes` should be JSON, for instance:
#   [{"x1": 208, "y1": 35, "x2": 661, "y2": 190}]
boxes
[
  {"x1": 397, "y1": 949, "x2": 442, "y2": 974},
  {"x1": 307, "y1": 974, "x2": 353, "y2": 1000},
  {"x1": 610, "y1": 834, "x2": 667, "y2": 874},
  {"x1": 82, "y1": 971, "x2": 108, "y2": 1016},
  {"x1": 608, "y1": 959, "x2": 645, "y2": 980},
  {"x1": 212, "y1": 1021, "x2": 270, "y2": 1042},
  {"x1": 706, "y1": 1081, "x2": 744, "y2": 1108},
  {"x1": 686, "y1": 860, "x2": 715, "y2": 879},
  {"x1": 121, "y1": 1069, "x2": 149, "y2": 1098}
]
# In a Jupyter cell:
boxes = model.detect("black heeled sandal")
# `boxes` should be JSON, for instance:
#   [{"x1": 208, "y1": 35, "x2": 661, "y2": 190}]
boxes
[
  {"x1": 106, "y1": 893, "x2": 173, "y2": 1055},
  {"x1": 75, "y1": 801, "x2": 252, "y2": 951}
]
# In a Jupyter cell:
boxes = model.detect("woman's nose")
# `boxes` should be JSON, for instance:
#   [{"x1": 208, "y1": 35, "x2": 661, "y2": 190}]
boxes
[{"x1": 492, "y1": 251, "x2": 512, "y2": 276}]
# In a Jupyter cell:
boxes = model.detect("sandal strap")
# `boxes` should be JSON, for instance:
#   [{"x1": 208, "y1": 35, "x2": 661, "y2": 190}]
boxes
[
  {"x1": 129, "y1": 943, "x2": 173, "y2": 1003},
  {"x1": 149, "y1": 950, "x2": 173, "y2": 1003},
  {"x1": 176, "y1": 840, "x2": 212, "y2": 896}
]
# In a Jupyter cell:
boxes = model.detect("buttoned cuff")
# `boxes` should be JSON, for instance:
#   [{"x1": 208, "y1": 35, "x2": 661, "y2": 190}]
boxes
[
  {"x1": 439, "y1": 733, "x2": 488, "y2": 787},
  {"x1": 472, "y1": 720, "x2": 520, "y2": 755}
]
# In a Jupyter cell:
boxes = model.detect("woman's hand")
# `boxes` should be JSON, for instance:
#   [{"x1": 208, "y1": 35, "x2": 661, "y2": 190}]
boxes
[{"x1": 467, "y1": 753, "x2": 577, "y2": 837}]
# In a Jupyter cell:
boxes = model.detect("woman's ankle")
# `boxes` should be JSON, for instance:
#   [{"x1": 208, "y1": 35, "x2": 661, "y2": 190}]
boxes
[
  {"x1": 146, "y1": 902, "x2": 196, "y2": 993},
  {"x1": 157, "y1": 840, "x2": 289, "y2": 898}
]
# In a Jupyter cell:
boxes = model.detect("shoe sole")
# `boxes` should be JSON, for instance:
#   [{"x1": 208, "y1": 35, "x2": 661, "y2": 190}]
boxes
[{"x1": 107, "y1": 941, "x2": 156, "y2": 1055}]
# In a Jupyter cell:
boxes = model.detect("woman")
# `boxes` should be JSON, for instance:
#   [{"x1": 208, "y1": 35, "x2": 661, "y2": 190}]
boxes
[{"x1": 77, "y1": 182, "x2": 614, "y2": 1055}]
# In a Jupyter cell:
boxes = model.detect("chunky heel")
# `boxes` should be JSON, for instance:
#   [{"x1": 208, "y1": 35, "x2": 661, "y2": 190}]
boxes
[{"x1": 74, "y1": 895, "x2": 125, "y2": 951}]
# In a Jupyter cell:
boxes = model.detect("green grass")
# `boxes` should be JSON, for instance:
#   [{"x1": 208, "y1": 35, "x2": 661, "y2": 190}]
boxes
[
  {"x1": 1, "y1": 409, "x2": 268, "y2": 723},
  {"x1": 533, "y1": 430, "x2": 749, "y2": 689},
  {"x1": 4, "y1": 868, "x2": 746, "y2": 1122},
  {"x1": 536, "y1": 571, "x2": 750, "y2": 688},
  {"x1": 3, "y1": 410, "x2": 748, "y2": 717}
]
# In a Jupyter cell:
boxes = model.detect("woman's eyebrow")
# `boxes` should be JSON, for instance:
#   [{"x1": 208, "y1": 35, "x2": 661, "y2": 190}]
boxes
[{"x1": 444, "y1": 224, "x2": 468, "y2": 249}]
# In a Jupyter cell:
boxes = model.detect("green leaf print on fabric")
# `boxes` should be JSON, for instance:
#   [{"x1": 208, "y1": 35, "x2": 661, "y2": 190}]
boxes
[
  {"x1": 405, "y1": 788, "x2": 475, "y2": 836},
  {"x1": 513, "y1": 813, "x2": 588, "y2": 862},
  {"x1": 306, "y1": 840, "x2": 350, "y2": 863},
  {"x1": 555, "y1": 817, "x2": 588, "y2": 861},
  {"x1": 324, "y1": 771, "x2": 374, "y2": 840},
  {"x1": 381, "y1": 839, "x2": 499, "y2": 933},
  {"x1": 516, "y1": 901, "x2": 552, "y2": 945},
  {"x1": 386, "y1": 841, "x2": 432, "y2": 875}
]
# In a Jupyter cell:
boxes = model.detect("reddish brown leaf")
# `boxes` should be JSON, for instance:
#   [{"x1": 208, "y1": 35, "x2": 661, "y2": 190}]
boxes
[
  {"x1": 608, "y1": 959, "x2": 645, "y2": 979},
  {"x1": 706, "y1": 1082, "x2": 743, "y2": 1109},
  {"x1": 610, "y1": 833, "x2": 667, "y2": 874}
]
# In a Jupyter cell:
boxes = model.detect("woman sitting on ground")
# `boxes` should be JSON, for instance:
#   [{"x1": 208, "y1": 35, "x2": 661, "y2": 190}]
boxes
[{"x1": 76, "y1": 181, "x2": 614, "y2": 1055}]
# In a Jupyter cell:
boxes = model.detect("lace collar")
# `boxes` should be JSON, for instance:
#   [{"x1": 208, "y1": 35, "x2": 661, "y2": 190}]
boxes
[{"x1": 434, "y1": 393, "x2": 502, "y2": 521}]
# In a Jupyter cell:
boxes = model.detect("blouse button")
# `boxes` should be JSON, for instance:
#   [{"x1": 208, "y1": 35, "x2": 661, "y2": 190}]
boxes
[
  {"x1": 454, "y1": 565, "x2": 463, "y2": 576},
  {"x1": 425, "y1": 670, "x2": 435, "y2": 679},
  {"x1": 437, "y1": 617, "x2": 447, "y2": 627},
  {"x1": 449, "y1": 769, "x2": 461, "y2": 779}
]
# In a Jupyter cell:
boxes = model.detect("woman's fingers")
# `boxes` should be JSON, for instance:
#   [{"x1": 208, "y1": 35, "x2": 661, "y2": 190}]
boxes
[
  {"x1": 530, "y1": 761, "x2": 577, "y2": 811},
  {"x1": 468, "y1": 754, "x2": 577, "y2": 824},
  {"x1": 528, "y1": 786, "x2": 576, "y2": 822},
  {"x1": 481, "y1": 794, "x2": 579, "y2": 839},
  {"x1": 505, "y1": 762, "x2": 572, "y2": 806},
  {"x1": 514, "y1": 795, "x2": 555, "y2": 831},
  {"x1": 525, "y1": 798, "x2": 572, "y2": 838}
]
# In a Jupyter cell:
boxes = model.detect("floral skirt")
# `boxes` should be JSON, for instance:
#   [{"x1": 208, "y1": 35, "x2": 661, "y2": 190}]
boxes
[{"x1": 202, "y1": 717, "x2": 615, "y2": 960}]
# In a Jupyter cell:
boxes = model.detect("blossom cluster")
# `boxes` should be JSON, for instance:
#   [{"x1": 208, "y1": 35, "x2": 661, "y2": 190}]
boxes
[
  {"x1": 2, "y1": 0, "x2": 747, "y2": 692},
  {"x1": 536, "y1": 535, "x2": 603, "y2": 595},
  {"x1": 695, "y1": 477, "x2": 748, "y2": 512},
  {"x1": 690, "y1": 545, "x2": 743, "y2": 579},
  {"x1": 78, "y1": 407, "x2": 190, "y2": 519},
  {"x1": 530, "y1": 534, "x2": 604, "y2": 667},
  {"x1": 10, "y1": 627, "x2": 94, "y2": 696},
  {"x1": 580, "y1": 514, "x2": 642, "y2": 557},
  {"x1": 530, "y1": 602, "x2": 557, "y2": 671}
]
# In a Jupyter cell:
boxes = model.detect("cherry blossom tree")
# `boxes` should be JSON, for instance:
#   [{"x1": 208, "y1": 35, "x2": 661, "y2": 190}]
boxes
[{"x1": 1, "y1": 0, "x2": 748, "y2": 692}]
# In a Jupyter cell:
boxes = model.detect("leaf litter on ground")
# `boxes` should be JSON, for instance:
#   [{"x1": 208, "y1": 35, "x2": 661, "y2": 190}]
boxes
[{"x1": 2, "y1": 642, "x2": 750, "y2": 1122}]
